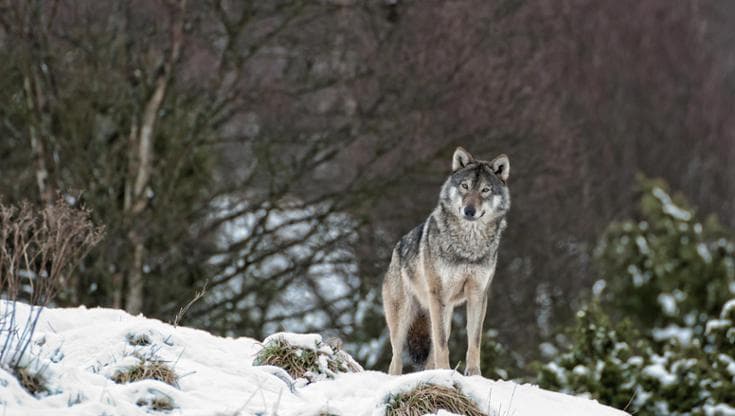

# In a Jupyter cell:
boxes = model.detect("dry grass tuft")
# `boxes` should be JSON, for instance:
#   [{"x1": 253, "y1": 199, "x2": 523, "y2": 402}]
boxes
[
  {"x1": 112, "y1": 355, "x2": 178, "y2": 387},
  {"x1": 14, "y1": 367, "x2": 48, "y2": 396},
  {"x1": 137, "y1": 395, "x2": 175, "y2": 412},
  {"x1": 385, "y1": 384, "x2": 486, "y2": 416},
  {"x1": 254, "y1": 339, "x2": 320, "y2": 380},
  {"x1": 14, "y1": 367, "x2": 47, "y2": 396},
  {"x1": 253, "y1": 337, "x2": 360, "y2": 382}
]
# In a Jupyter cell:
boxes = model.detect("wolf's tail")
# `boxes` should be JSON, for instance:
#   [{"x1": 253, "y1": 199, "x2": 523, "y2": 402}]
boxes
[{"x1": 407, "y1": 309, "x2": 431, "y2": 366}]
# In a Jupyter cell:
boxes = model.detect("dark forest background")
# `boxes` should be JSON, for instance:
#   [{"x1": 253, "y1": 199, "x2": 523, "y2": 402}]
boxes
[{"x1": 1, "y1": 0, "x2": 734, "y2": 376}]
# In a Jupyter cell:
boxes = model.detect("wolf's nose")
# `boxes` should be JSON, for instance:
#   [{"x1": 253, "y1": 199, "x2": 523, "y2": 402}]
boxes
[{"x1": 464, "y1": 206, "x2": 476, "y2": 217}]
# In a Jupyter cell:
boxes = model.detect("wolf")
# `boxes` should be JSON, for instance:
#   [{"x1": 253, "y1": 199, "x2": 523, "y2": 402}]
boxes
[{"x1": 382, "y1": 146, "x2": 510, "y2": 376}]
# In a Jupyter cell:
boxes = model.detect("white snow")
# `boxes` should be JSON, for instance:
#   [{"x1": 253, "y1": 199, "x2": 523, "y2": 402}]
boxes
[
  {"x1": 572, "y1": 365, "x2": 588, "y2": 376},
  {"x1": 704, "y1": 403, "x2": 735, "y2": 416},
  {"x1": 651, "y1": 325, "x2": 693, "y2": 346},
  {"x1": 722, "y1": 299, "x2": 735, "y2": 318},
  {"x1": 652, "y1": 187, "x2": 692, "y2": 221},
  {"x1": 635, "y1": 236, "x2": 650, "y2": 255},
  {"x1": 705, "y1": 319, "x2": 731, "y2": 334},
  {"x1": 643, "y1": 362, "x2": 676, "y2": 386},
  {"x1": 262, "y1": 333, "x2": 331, "y2": 353},
  {"x1": 697, "y1": 242, "x2": 712, "y2": 263},
  {"x1": 592, "y1": 279, "x2": 607, "y2": 296},
  {"x1": 717, "y1": 354, "x2": 735, "y2": 377},
  {"x1": 657, "y1": 293, "x2": 678, "y2": 316},
  {"x1": 643, "y1": 354, "x2": 676, "y2": 386},
  {"x1": 539, "y1": 342, "x2": 559, "y2": 358},
  {"x1": 627, "y1": 265, "x2": 650, "y2": 287},
  {"x1": 0, "y1": 302, "x2": 629, "y2": 416}
]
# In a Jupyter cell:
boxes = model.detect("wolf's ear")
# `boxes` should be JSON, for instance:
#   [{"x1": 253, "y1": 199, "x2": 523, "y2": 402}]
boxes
[
  {"x1": 490, "y1": 154, "x2": 510, "y2": 182},
  {"x1": 452, "y1": 147, "x2": 474, "y2": 171}
]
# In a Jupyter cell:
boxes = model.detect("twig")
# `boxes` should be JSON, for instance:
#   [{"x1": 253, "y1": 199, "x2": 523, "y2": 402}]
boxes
[
  {"x1": 172, "y1": 281, "x2": 208, "y2": 327},
  {"x1": 623, "y1": 389, "x2": 638, "y2": 413}
]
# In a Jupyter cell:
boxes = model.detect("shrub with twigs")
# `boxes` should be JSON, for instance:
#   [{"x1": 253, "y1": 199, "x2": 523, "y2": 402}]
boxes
[{"x1": 0, "y1": 197, "x2": 103, "y2": 392}]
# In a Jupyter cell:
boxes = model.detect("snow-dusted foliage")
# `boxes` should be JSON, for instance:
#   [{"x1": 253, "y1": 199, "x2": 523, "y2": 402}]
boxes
[
  {"x1": 536, "y1": 303, "x2": 650, "y2": 411},
  {"x1": 538, "y1": 177, "x2": 735, "y2": 416},
  {"x1": 538, "y1": 300, "x2": 735, "y2": 416},
  {"x1": 595, "y1": 177, "x2": 735, "y2": 336}
]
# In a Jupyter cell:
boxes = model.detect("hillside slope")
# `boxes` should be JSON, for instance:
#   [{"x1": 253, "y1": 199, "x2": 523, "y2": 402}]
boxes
[{"x1": 0, "y1": 302, "x2": 629, "y2": 416}]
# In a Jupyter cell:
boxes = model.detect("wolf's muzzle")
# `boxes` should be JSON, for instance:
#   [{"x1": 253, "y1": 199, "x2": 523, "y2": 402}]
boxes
[{"x1": 463, "y1": 206, "x2": 477, "y2": 220}]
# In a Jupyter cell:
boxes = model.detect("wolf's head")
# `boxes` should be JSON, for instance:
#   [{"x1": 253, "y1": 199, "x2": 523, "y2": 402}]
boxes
[{"x1": 439, "y1": 147, "x2": 510, "y2": 223}]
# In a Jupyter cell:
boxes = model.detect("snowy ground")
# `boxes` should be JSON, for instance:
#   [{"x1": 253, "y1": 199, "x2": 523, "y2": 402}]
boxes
[{"x1": 0, "y1": 302, "x2": 629, "y2": 416}]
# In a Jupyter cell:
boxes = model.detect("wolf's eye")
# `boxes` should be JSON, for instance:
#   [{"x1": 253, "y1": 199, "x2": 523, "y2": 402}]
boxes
[
  {"x1": 482, "y1": 187, "x2": 491, "y2": 193},
  {"x1": 461, "y1": 183, "x2": 469, "y2": 190}
]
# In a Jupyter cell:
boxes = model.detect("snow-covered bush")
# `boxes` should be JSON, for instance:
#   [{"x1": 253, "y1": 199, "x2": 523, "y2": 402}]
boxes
[
  {"x1": 536, "y1": 302, "x2": 649, "y2": 411},
  {"x1": 253, "y1": 333, "x2": 362, "y2": 384},
  {"x1": 595, "y1": 176, "x2": 735, "y2": 335},
  {"x1": 478, "y1": 328, "x2": 521, "y2": 380},
  {"x1": 538, "y1": 178, "x2": 735, "y2": 415},
  {"x1": 633, "y1": 298, "x2": 735, "y2": 415},
  {"x1": 538, "y1": 301, "x2": 735, "y2": 415}
]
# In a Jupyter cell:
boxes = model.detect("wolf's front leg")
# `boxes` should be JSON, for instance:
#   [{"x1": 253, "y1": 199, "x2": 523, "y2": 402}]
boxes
[
  {"x1": 427, "y1": 288, "x2": 451, "y2": 369},
  {"x1": 464, "y1": 285, "x2": 488, "y2": 376},
  {"x1": 385, "y1": 298, "x2": 408, "y2": 375}
]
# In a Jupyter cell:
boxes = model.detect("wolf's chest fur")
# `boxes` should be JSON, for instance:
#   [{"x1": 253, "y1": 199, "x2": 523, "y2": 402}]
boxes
[
  {"x1": 412, "y1": 209, "x2": 506, "y2": 306},
  {"x1": 427, "y1": 205, "x2": 505, "y2": 265}
]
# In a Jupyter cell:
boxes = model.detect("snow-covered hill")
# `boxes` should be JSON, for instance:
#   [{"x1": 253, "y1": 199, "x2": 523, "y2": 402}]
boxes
[{"x1": 0, "y1": 302, "x2": 629, "y2": 416}]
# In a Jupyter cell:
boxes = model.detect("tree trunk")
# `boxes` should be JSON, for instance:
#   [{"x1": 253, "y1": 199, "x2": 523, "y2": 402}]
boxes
[
  {"x1": 23, "y1": 74, "x2": 54, "y2": 208},
  {"x1": 124, "y1": 75, "x2": 169, "y2": 314},
  {"x1": 123, "y1": 0, "x2": 186, "y2": 314}
]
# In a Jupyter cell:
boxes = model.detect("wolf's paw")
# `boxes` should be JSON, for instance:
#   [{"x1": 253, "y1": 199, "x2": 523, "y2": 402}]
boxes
[{"x1": 464, "y1": 367, "x2": 481, "y2": 377}]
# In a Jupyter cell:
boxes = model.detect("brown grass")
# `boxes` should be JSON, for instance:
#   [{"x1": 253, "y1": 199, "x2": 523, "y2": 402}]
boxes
[
  {"x1": 385, "y1": 384, "x2": 486, "y2": 416},
  {"x1": 112, "y1": 356, "x2": 178, "y2": 387},
  {"x1": 14, "y1": 367, "x2": 48, "y2": 396},
  {"x1": 254, "y1": 339, "x2": 320, "y2": 379},
  {"x1": 137, "y1": 395, "x2": 175, "y2": 412}
]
